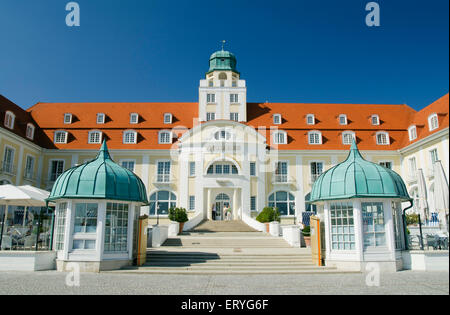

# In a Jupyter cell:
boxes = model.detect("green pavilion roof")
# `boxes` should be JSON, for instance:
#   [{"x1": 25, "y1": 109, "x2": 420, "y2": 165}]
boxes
[
  {"x1": 309, "y1": 141, "x2": 411, "y2": 203},
  {"x1": 207, "y1": 50, "x2": 239, "y2": 74},
  {"x1": 47, "y1": 141, "x2": 148, "y2": 204}
]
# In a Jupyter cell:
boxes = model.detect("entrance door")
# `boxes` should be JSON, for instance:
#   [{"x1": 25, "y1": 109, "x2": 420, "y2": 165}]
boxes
[{"x1": 214, "y1": 193, "x2": 230, "y2": 221}]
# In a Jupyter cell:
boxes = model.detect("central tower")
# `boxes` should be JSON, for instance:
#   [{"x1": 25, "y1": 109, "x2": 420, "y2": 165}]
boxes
[{"x1": 199, "y1": 47, "x2": 247, "y2": 122}]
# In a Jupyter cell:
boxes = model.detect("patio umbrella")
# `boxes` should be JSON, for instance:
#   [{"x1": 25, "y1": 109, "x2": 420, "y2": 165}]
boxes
[
  {"x1": 433, "y1": 161, "x2": 449, "y2": 232},
  {"x1": 416, "y1": 169, "x2": 429, "y2": 222}
]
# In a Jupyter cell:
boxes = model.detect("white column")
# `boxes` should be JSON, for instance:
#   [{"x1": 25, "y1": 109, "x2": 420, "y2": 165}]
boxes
[
  {"x1": 206, "y1": 189, "x2": 212, "y2": 220},
  {"x1": 233, "y1": 188, "x2": 238, "y2": 220},
  {"x1": 15, "y1": 146, "x2": 24, "y2": 185},
  {"x1": 141, "y1": 155, "x2": 150, "y2": 216},
  {"x1": 384, "y1": 200, "x2": 396, "y2": 260},
  {"x1": 96, "y1": 201, "x2": 106, "y2": 261},
  {"x1": 353, "y1": 200, "x2": 364, "y2": 262},
  {"x1": 295, "y1": 156, "x2": 305, "y2": 222},
  {"x1": 63, "y1": 200, "x2": 74, "y2": 261},
  {"x1": 323, "y1": 202, "x2": 331, "y2": 258},
  {"x1": 178, "y1": 154, "x2": 189, "y2": 209}
]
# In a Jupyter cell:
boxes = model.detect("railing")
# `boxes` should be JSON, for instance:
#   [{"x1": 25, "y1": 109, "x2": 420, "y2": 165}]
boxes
[
  {"x1": 272, "y1": 175, "x2": 296, "y2": 185},
  {"x1": 153, "y1": 174, "x2": 175, "y2": 184},
  {"x1": 0, "y1": 162, "x2": 16, "y2": 175}
]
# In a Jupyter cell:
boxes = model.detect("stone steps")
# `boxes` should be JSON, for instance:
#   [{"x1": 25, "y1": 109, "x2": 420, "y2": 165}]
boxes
[{"x1": 191, "y1": 220, "x2": 259, "y2": 233}]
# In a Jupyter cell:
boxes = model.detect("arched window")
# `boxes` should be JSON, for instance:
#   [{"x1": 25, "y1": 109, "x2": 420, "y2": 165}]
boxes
[
  {"x1": 4, "y1": 111, "x2": 15, "y2": 129},
  {"x1": 88, "y1": 130, "x2": 102, "y2": 144},
  {"x1": 207, "y1": 162, "x2": 239, "y2": 175},
  {"x1": 164, "y1": 113, "x2": 172, "y2": 124},
  {"x1": 54, "y1": 130, "x2": 68, "y2": 144},
  {"x1": 123, "y1": 130, "x2": 137, "y2": 144},
  {"x1": 219, "y1": 72, "x2": 227, "y2": 87},
  {"x1": 308, "y1": 131, "x2": 322, "y2": 145},
  {"x1": 371, "y1": 114, "x2": 380, "y2": 125},
  {"x1": 26, "y1": 123, "x2": 35, "y2": 140},
  {"x1": 268, "y1": 191, "x2": 295, "y2": 216},
  {"x1": 428, "y1": 113, "x2": 439, "y2": 131},
  {"x1": 376, "y1": 131, "x2": 390, "y2": 145},
  {"x1": 214, "y1": 129, "x2": 231, "y2": 141},
  {"x1": 149, "y1": 191, "x2": 177, "y2": 216},
  {"x1": 408, "y1": 125, "x2": 417, "y2": 141},
  {"x1": 339, "y1": 114, "x2": 348, "y2": 125},
  {"x1": 306, "y1": 114, "x2": 315, "y2": 125},
  {"x1": 273, "y1": 114, "x2": 282, "y2": 125},
  {"x1": 273, "y1": 131, "x2": 287, "y2": 144},
  {"x1": 342, "y1": 131, "x2": 355, "y2": 145},
  {"x1": 159, "y1": 131, "x2": 172, "y2": 144},
  {"x1": 97, "y1": 113, "x2": 105, "y2": 124},
  {"x1": 130, "y1": 113, "x2": 139, "y2": 124}
]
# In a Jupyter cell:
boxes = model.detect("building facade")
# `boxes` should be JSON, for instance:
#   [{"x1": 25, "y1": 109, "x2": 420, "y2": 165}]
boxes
[{"x1": 1, "y1": 50, "x2": 449, "y2": 227}]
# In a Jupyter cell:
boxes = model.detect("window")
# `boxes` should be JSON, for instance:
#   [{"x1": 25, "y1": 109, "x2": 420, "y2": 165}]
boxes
[
  {"x1": 49, "y1": 160, "x2": 64, "y2": 181},
  {"x1": 230, "y1": 113, "x2": 239, "y2": 122},
  {"x1": 339, "y1": 114, "x2": 347, "y2": 125},
  {"x1": 26, "y1": 124, "x2": 35, "y2": 140},
  {"x1": 273, "y1": 131, "x2": 287, "y2": 144},
  {"x1": 73, "y1": 203, "x2": 98, "y2": 250},
  {"x1": 330, "y1": 202, "x2": 355, "y2": 250},
  {"x1": 207, "y1": 94, "x2": 216, "y2": 103},
  {"x1": 88, "y1": 131, "x2": 102, "y2": 144},
  {"x1": 408, "y1": 126, "x2": 417, "y2": 141},
  {"x1": 159, "y1": 131, "x2": 172, "y2": 144},
  {"x1": 308, "y1": 131, "x2": 322, "y2": 145},
  {"x1": 121, "y1": 160, "x2": 135, "y2": 172},
  {"x1": 371, "y1": 115, "x2": 380, "y2": 125},
  {"x1": 274, "y1": 161, "x2": 288, "y2": 183},
  {"x1": 2, "y1": 147, "x2": 15, "y2": 174},
  {"x1": 97, "y1": 113, "x2": 105, "y2": 124},
  {"x1": 24, "y1": 156, "x2": 35, "y2": 179},
  {"x1": 306, "y1": 114, "x2": 315, "y2": 125},
  {"x1": 123, "y1": 130, "x2": 137, "y2": 144},
  {"x1": 379, "y1": 161, "x2": 392, "y2": 169},
  {"x1": 430, "y1": 149, "x2": 439, "y2": 164},
  {"x1": 362, "y1": 202, "x2": 386, "y2": 248},
  {"x1": 54, "y1": 202, "x2": 67, "y2": 251},
  {"x1": 214, "y1": 130, "x2": 231, "y2": 140},
  {"x1": 250, "y1": 162, "x2": 256, "y2": 176},
  {"x1": 408, "y1": 157, "x2": 417, "y2": 177},
  {"x1": 4, "y1": 111, "x2": 15, "y2": 129},
  {"x1": 230, "y1": 94, "x2": 239, "y2": 103},
  {"x1": 149, "y1": 191, "x2": 177, "y2": 216},
  {"x1": 54, "y1": 131, "x2": 68, "y2": 144},
  {"x1": 164, "y1": 113, "x2": 172, "y2": 124},
  {"x1": 189, "y1": 162, "x2": 196, "y2": 177},
  {"x1": 157, "y1": 161, "x2": 171, "y2": 183},
  {"x1": 207, "y1": 163, "x2": 238, "y2": 175},
  {"x1": 104, "y1": 202, "x2": 129, "y2": 252},
  {"x1": 250, "y1": 196, "x2": 256, "y2": 211},
  {"x1": 64, "y1": 113, "x2": 72, "y2": 124},
  {"x1": 189, "y1": 196, "x2": 195, "y2": 211},
  {"x1": 268, "y1": 191, "x2": 295, "y2": 216},
  {"x1": 130, "y1": 113, "x2": 139, "y2": 124},
  {"x1": 310, "y1": 162, "x2": 323, "y2": 183},
  {"x1": 376, "y1": 132, "x2": 389, "y2": 145},
  {"x1": 428, "y1": 114, "x2": 438, "y2": 131},
  {"x1": 206, "y1": 112, "x2": 215, "y2": 121},
  {"x1": 342, "y1": 131, "x2": 355, "y2": 145},
  {"x1": 273, "y1": 114, "x2": 281, "y2": 125}
]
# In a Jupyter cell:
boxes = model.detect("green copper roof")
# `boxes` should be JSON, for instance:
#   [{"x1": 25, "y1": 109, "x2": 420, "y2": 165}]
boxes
[
  {"x1": 47, "y1": 141, "x2": 148, "y2": 204},
  {"x1": 207, "y1": 50, "x2": 239, "y2": 74},
  {"x1": 310, "y1": 141, "x2": 411, "y2": 202}
]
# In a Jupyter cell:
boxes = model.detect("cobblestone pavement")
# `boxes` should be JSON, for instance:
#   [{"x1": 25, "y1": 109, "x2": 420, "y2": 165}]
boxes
[{"x1": 0, "y1": 270, "x2": 448, "y2": 295}]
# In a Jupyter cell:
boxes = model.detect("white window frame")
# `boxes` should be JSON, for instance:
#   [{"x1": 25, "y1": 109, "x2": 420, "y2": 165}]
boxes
[
  {"x1": 429, "y1": 148, "x2": 439, "y2": 164},
  {"x1": 48, "y1": 159, "x2": 65, "y2": 182},
  {"x1": 274, "y1": 161, "x2": 289, "y2": 183},
  {"x1": 339, "y1": 114, "x2": 348, "y2": 125},
  {"x1": 54, "y1": 130, "x2": 68, "y2": 144},
  {"x1": 230, "y1": 94, "x2": 239, "y2": 103},
  {"x1": 308, "y1": 131, "x2": 322, "y2": 145},
  {"x1": 408, "y1": 157, "x2": 417, "y2": 177},
  {"x1": 428, "y1": 113, "x2": 439, "y2": 131},
  {"x1": 26, "y1": 123, "x2": 35, "y2": 140},
  {"x1": 306, "y1": 114, "x2": 315, "y2": 125},
  {"x1": 206, "y1": 112, "x2": 216, "y2": 121},
  {"x1": 130, "y1": 113, "x2": 139, "y2": 124},
  {"x1": 24, "y1": 155, "x2": 35, "y2": 180},
  {"x1": 250, "y1": 162, "x2": 256, "y2": 176},
  {"x1": 164, "y1": 113, "x2": 172, "y2": 124},
  {"x1": 207, "y1": 94, "x2": 216, "y2": 104},
  {"x1": 64, "y1": 113, "x2": 72, "y2": 124},
  {"x1": 158, "y1": 130, "x2": 172, "y2": 144},
  {"x1": 273, "y1": 131, "x2": 287, "y2": 145},
  {"x1": 371, "y1": 114, "x2": 380, "y2": 126},
  {"x1": 375, "y1": 131, "x2": 390, "y2": 145},
  {"x1": 189, "y1": 161, "x2": 196, "y2": 177},
  {"x1": 273, "y1": 114, "x2": 282, "y2": 125},
  {"x1": 214, "y1": 129, "x2": 232, "y2": 141},
  {"x1": 342, "y1": 131, "x2": 355, "y2": 145},
  {"x1": 230, "y1": 112, "x2": 239, "y2": 122},
  {"x1": 4, "y1": 111, "x2": 15, "y2": 129},
  {"x1": 189, "y1": 196, "x2": 195, "y2": 211},
  {"x1": 2, "y1": 145, "x2": 15, "y2": 174},
  {"x1": 156, "y1": 160, "x2": 171, "y2": 183},
  {"x1": 88, "y1": 130, "x2": 102, "y2": 144},
  {"x1": 408, "y1": 125, "x2": 417, "y2": 141},
  {"x1": 123, "y1": 130, "x2": 137, "y2": 144},
  {"x1": 310, "y1": 161, "x2": 324, "y2": 183},
  {"x1": 120, "y1": 159, "x2": 136, "y2": 172},
  {"x1": 96, "y1": 113, "x2": 105, "y2": 124}
]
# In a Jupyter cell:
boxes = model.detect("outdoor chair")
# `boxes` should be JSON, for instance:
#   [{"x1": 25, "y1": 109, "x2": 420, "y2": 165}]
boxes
[
  {"x1": 426, "y1": 234, "x2": 439, "y2": 250},
  {"x1": 23, "y1": 235, "x2": 35, "y2": 250}
]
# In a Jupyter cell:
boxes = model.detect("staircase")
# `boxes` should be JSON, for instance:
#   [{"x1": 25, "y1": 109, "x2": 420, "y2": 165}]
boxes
[
  {"x1": 114, "y1": 229, "x2": 353, "y2": 274},
  {"x1": 191, "y1": 220, "x2": 259, "y2": 233}
]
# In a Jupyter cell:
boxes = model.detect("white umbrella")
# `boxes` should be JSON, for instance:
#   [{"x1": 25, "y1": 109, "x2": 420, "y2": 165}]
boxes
[
  {"x1": 416, "y1": 169, "x2": 429, "y2": 222},
  {"x1": 433, "y1": 161, "x2": 449, "y2": 232},
  {"x1": 0, "y1": 184, "x2": 51, "y2": 207}
]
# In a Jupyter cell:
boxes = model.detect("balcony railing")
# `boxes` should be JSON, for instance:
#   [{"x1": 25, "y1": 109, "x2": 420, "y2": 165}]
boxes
[
  {"x1": 0, "y1": 162, "x2": 16, "y2": 175},
  {"x1": 153, "y1": 174, "x2": 176, "y2": 184},
  {"x1": 272, "y1": 175, "x2": 296, "y2": 185}
]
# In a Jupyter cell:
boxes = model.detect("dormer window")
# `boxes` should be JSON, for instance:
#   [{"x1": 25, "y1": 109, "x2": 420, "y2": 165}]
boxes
[
  {"x1": 159, "y1": 131, "x2": 172, "y2": 144},
  {"x1": 4, "y1": 111, "x2": 15, "y2": 129},
  {"x1": 164, "y1": 113, "x2": 172, "y2": 124},
  {"x1": 376, "y1": 131, "x2": 390, "y2": 145},
  {"x1": 371, "y1": 115, "x2": 380, "y2": 125},
  {"x1": 123, "y1": 130, "x2": 137, "y2": 144},
  {"x1": 339, "y1": 114, "x2": 348, "y2": 125},
  {"x1": 97, "y1": 113, "x2": 105, "y2": 124},
  {"x1": 308, "y1": 131, "x2": 322, "y2": 145},
  {"x1": 54, "y1": 131, "x2": 68, "y2": 144},
  {"x1": 273, "y1": 131, "x2": 287, "y2": 145},
  {"x1": 306, "y1": 114, "x2": 315, "y2": 125},
  {"x1": 26, "y1": 124, "x2": 35, "y2": 140},
  {"x1": 428, "y1": 113, "x2": 439, "y2": 131},
  {"x1": 130, "y1": 113, "x2": 139, "y2": 124},
  {"x1": 64, "y1": 113, "x2": 72, "y2": 124},
  {"x1": 408, "y1": 126, "x2": 417, "y2": 141},
  {"x1": 273, "y1": 114, "x2": 282, "y2": 125},
  {"x1": 88, "y1": 130, "x2": 102, "y2": 144},
  {"x1": 342, "y1": 131, "x2": 355, "y2": 145}
]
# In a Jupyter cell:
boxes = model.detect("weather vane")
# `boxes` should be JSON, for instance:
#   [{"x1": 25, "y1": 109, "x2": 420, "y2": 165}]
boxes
[{"x1": 221, "y1": 40, "x2": 226, "y2": 51}]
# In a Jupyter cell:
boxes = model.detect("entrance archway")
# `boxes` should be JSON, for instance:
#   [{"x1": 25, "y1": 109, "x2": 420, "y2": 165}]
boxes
[{"x1": 214, "y1": 193, "x2": 230, "y2": 221}]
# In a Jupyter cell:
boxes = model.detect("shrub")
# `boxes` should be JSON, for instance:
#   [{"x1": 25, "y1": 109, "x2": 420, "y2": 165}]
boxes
[
  {"x1": 168, "y1": 207, "x2": 189, "y2": 223},
  {"x1": 406, "y1": 213, "x2": 419, "y2": 226},
  {"x1": 302, "y1": 225, "x2": 311, "y2": 237},
  {"x1": 256, "y1": 207, "x2": 281, "y2": 223}
]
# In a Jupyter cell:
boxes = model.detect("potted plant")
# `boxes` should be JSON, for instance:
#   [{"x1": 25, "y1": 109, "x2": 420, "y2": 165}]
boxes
[
  {"x1": 168, "y1": 207, "x2": 189, "y2": 234},
  {"x1": 302, "y1": 225, "x2": 311, "y2": 247},
  {"x1": 256, "y1": 207, "x2": 281, "y2": 233}
]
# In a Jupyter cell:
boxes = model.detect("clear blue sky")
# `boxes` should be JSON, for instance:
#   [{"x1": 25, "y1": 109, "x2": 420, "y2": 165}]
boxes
[{"x1": 0, "y1": 0, "x2": 448, "y2": 110}]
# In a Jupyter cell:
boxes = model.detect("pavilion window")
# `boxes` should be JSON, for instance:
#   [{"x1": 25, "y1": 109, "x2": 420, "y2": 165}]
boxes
[
  {"x1": 330, "y1": 202, "x2": 355, "y2": 250},
  {"x1": 104, "y1": 203, "x2": 129, "y2": 252},
  {"x1": 362, "y1": 202, "x2": 386, "y2": 248},
  {"x1": 54, "y1": 202, "x2": 67, "y2": 251},
  {"x1": 73, "y1": 203, "x2": 98, "y2": 250}
]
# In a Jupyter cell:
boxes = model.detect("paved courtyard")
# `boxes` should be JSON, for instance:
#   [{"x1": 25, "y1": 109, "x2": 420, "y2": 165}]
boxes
[{"x1": 0, "y1": 270, "x2": 448, "y2": 295}]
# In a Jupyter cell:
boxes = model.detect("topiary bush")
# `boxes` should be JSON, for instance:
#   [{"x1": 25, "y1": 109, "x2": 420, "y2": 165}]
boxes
[
  {"x1": 256, "y1": 207, "x2": 281, "y2": 223},
  {"x1": 168, "y1": 207, "x2": 189, "y2": 223},
  {"x1": 302, "y1": 225, "x2": 311, "y2": 237}
]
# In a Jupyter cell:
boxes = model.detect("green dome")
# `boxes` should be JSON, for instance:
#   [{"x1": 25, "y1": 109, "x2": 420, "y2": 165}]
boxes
[
  {"x1": 48, "y1": 141, "x2": 148, "y2": 204},
  {"x1": 310, "y1": 141, "x2": 411, "y2": 203},
  {"x1": 207, "y1": 50, "x2": 239, "y2": 74}
]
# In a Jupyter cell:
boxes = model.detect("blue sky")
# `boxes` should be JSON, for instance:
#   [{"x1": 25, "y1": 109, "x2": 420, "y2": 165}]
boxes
[{"x1": 0, "y1": 0, "x2": 448, "y2": 110}]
